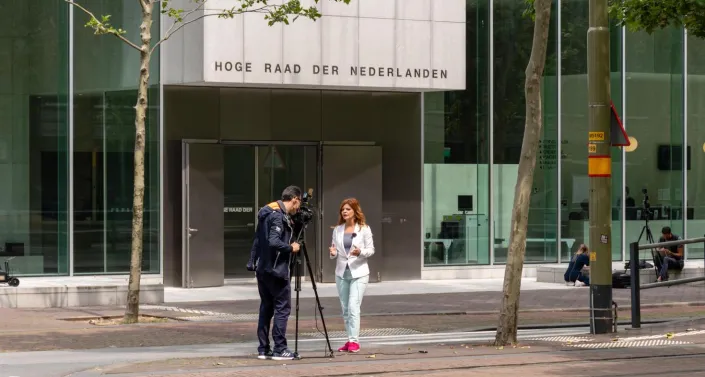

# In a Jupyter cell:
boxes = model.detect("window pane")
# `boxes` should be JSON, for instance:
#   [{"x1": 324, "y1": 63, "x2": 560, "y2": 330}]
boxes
[
  {"x1": 493, "y1": 0, "x2": 559, "y2": 264},
  {"x1": 0, "y1": 0, "x2": 69, "y2": 275},
  {"x1": 625, "y1": 27, "x2": 684, "y2": 261},
  {"x1": 560, "y1": 0, "x2": 623, "y2": 262},
  {"x1": 73, "y1": 0, "x2": 160, "y2": 274},
  {"x1": 687, "y1": 34, "x2": 705, "y2": 258},
  {"x1": 423, "y1": 0, "x2": 490, "y2": 266}
]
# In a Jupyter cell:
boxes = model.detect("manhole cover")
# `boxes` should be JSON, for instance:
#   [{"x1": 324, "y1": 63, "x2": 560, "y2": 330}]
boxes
[
  {"x1": 301, "y1": 328, "x2": 421, "y2": 339},
  {"x1": 570, "y1": 339, "x2": 692, "y2": 349}
]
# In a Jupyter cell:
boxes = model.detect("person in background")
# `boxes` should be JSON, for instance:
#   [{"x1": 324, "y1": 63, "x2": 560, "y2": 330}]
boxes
[
  {"x1": 329, "y1": 198, "x2": 375, "y2": 353},
  {"x1": 564, "y1": 244, "x2": 590, "y2": 287},
  {"x1": 657, "y1": 226, "x2": 684, "y2": 282}
]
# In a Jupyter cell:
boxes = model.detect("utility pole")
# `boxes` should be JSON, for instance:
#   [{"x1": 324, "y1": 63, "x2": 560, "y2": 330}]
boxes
[{"x1": 587, "y1": 0, "x2": 614, "y2": 334}]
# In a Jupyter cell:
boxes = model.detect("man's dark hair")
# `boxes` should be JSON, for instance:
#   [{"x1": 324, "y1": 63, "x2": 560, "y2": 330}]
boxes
[
  {"x1": 662, "y1": 226, "x2": 672, "y2": 235},
  {"x1": 281, "y1": 185, "x2": 302, "y2": 202}
]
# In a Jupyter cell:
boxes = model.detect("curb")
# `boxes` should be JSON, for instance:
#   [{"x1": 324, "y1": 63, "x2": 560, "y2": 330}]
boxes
[{"x1": 358, "y1": 301, "x2": 705, "y2": 317}]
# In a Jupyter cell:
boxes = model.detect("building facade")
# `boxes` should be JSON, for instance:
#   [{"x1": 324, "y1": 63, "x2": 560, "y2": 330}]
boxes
[
  {"x1": 423, "y1": 0, "x2": 705, "y2": 279},
  {"x1": 1, "y1": 0, "x2": 703, "y2": 284}
]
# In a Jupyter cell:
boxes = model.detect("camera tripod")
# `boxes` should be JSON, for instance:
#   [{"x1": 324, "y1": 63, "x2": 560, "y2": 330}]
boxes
[
  {"x1": 291, "y1": 225, "x2": 335, "y2": 359},
  {"x1": 636, "y1": 207, "x2": 662, "y2": 273}
]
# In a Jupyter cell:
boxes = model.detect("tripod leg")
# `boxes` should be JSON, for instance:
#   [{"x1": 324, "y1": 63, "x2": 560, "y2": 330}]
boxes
[
  {"x1": 301, "y1": 244, "x2": 335, "y2": 357},
  {"x1": 294, "y1": 258, "x2": 301, "y2": 357},
  {"x1": 637, "y1": 226, "x2": 646, "y2": 244}
]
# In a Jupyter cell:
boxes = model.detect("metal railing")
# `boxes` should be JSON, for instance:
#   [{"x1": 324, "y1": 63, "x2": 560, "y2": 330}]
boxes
[{"x1": 629, "y1": 236, "x2": 705, "y2": 329}]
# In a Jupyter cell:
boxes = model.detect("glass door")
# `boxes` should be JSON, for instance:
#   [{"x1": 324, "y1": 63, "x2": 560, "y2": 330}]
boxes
[
  {"x1": 257, "y1": 145, "x2": 319, "y2": 277},
  {"x1": 223, "y1": 146, "x2": 257, "y2": 278},
  {"x1": 223, "y1": 144, "x2": 318, "y2": 279}
]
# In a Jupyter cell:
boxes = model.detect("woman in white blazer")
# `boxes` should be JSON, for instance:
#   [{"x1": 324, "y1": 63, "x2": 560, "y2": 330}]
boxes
[{"x1": 329, "y1": 197, "x2": 375, "y2": 353}]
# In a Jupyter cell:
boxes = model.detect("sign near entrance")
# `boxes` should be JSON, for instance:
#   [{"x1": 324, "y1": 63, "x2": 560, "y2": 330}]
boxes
[
  {"x1": 224, "y1": 207, "x2": 253, "y2": 213},
  {"x1": 163, "y1": 1, "x2": 466, "y2": 91},
  {"x1": 214, "y1": 62, "x2": 450, "y2": 81}
]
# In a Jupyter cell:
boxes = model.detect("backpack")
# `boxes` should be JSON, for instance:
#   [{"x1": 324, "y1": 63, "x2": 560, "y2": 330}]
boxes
[
  {"x1": 612, "y1": 271, "x2": 631, "y2": 289},
  {"x1": 612, "y1": 260, "x2": 653, "y2": 289}
]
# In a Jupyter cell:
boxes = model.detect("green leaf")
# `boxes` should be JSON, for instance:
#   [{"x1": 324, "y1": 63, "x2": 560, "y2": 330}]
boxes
[{"x1": 609, "y1": 0, "x2": 705, "y2": 39}]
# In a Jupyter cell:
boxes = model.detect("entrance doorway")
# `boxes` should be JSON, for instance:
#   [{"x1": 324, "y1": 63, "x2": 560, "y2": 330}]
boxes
[
  {"x1": 181, "y1": 140, "x2": 382, "y2": 288},
  {"x1": 182, "y1": 141, "x2": 318, "y2": 287}
]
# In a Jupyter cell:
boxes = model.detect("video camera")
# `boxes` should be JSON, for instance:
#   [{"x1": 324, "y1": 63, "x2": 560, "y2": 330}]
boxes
[
  {"x1": 641, "y1": 188, "x2": 652, "y2": 220},
  {"x1": 291, "y1": 189, "x2": 315, "y2": 238}
]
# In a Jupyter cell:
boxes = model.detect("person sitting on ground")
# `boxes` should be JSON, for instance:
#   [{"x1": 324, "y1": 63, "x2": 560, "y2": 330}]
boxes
[
  {"x1": 656, "y1": 226, "x2": 684, "y2": 282},
  {"x1": 564, "y1": 244, "x2": 590, "y2": 287}
]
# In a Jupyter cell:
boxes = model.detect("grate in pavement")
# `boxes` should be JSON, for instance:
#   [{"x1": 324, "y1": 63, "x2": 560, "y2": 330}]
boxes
[
  {"x1": 527, "y1": 336, "x2": 594, "y2": 343},
  {"x1": 570, "y1": 339, "x2": 692, "y2": 349},
  {"x1": 140, "y1": 305, "x2": 231, "y2": 316},
  {"x1": 301, "y1": 328, "x2": 421, "y2": 339},
  {"x1": 612, "y1": 329, "x2": 705, "y2": 343},
  {"x1": 178, "y1": 314, "x2": 260, "y2": 322},
  {"x1": 139, "y1": 305, "x2": 258, "y2": 321}
]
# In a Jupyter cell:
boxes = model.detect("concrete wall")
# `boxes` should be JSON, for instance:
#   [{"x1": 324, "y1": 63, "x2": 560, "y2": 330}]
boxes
[{"x1": 163, "y1": 0, "x2": 466, "y2": 91}]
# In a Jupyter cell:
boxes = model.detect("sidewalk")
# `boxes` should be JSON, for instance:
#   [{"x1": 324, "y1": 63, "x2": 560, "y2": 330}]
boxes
[
  {"x1": 56, "y1": 317, "x2": 705, "y2": 377},
  {"x1": 0, "y1": 283, "x2": 704, "y2": 352},
  {"x1": 168, "y1": 282, "x2": 705, "y2": 316},
  {"x1": 164, "y1": 278, "x2": 574, "y2": 303}
]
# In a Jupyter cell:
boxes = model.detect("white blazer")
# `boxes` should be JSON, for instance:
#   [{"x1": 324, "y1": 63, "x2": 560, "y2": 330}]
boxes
[{"x1": 330, "y1": 223, "x2": 375, "y2": 279}]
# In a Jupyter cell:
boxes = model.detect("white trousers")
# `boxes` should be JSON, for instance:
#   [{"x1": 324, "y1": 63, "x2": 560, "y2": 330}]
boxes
[{"x1": 335, "y1": 267, "x2": 369, "y2": 343}]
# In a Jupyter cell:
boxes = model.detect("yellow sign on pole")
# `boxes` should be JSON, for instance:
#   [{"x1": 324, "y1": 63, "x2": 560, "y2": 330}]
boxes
[
  {"x1": 588, "y1": 144, "x2": 597, "y2": 153},
  {"x1": 589, "y1": 132, "x2": 605, "y2": 141},
  {"x1": 590, "y1": 251, "x2": 597, "y2": 262},
  {"x1": 588, "y1": 155, "x2": 611, "y2": 177}
]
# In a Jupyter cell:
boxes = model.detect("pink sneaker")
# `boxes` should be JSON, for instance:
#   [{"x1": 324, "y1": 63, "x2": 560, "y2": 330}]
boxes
[
  {"x1": 338, "y1": 342, "x2": 350, "y2": 352},
  {"x1": 348, "y1": 342, "x2": 360, "y2": 353}
]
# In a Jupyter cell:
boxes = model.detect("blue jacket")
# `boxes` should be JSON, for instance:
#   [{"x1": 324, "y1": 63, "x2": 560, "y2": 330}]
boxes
[{"x1": 247, "y1": 200, "x2": 294, "y2": 280}]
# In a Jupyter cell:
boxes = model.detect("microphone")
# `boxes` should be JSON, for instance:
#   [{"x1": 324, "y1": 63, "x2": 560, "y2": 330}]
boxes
[{"x1": 350, "y1": 233, "x2": 358, "y2": 256}]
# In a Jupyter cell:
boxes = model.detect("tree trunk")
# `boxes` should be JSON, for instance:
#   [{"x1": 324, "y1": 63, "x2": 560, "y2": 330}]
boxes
[
  {"x1": 494, "y1": 0, "x2": 553, "y2": 346},
  {"x1": 124, "y1": 0, "x2": 153, "y2": 324}
]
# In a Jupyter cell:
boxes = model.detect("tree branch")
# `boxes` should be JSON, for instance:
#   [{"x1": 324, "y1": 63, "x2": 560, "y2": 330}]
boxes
[
  {"x1": 156, "y1": 0, "x2": 208, "y2": 51},
  {"x1": 150, "y1": 4, "x2": 274, "y2": 55},
  {"x1": 65, "y1": 0, "x2": 142, "y2": 51}
]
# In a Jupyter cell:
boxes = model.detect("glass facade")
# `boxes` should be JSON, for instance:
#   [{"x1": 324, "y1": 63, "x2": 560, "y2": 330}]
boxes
[
  {"x1": 72, "y1": 0, "x2": 160, "y2": 274},
  {"x1": 0, "y1": 1, "x2": 70, "y2": 275},
  {"x1": 0, "y1": 0, "x2": 161, "y2": 276},
  {"x1": 3, "y1": 0, "x2": 704, "y2": 277},
  {"x1": 423, "y1": 0, "x2": 703, "y2": 267}
]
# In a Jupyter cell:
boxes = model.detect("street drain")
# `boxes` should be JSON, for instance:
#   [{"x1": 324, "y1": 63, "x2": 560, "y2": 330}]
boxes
[
  {"x1": 301, "y1": 328, "x2": 421, "y2": 339},
  {"x1": 179, "y1": 314, "x2": 260, "y2": 322},
  {"x1": 570, "y1": 339, "x2": 692, "y2": 349},
  {"x1": 138, "y1": 305, "x2": 258, "y2": 322},
  {"x1": 528, "y1": 336, "x2": 594, "y2": 343}
]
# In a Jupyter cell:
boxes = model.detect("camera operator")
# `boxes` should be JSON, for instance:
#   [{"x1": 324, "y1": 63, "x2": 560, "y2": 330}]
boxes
[
  {"x1": 247, "y1": 186, "x2": 302, "y2": 361},
  {"x1": 656, "y1": 226, "x2": 684, "y2": 282}
]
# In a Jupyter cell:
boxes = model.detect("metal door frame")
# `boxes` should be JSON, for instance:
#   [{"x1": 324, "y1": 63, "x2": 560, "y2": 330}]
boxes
[
  {"x1": 181, "y1": 139, "x2": 219, "y2": 288},
  {"x1": 182, "y1": 139, "x2": 379, "y2": 284}
]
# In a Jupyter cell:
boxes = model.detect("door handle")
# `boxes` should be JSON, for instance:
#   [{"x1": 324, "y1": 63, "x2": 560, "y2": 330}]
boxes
[{"x1": 188, "y1": 228, "x2": 198, "y2": 238}]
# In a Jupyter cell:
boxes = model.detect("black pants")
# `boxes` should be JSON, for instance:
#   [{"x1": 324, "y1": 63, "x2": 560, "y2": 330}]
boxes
[{"x1": 256, "y1": 272, "x2": 291, "y2": 353}]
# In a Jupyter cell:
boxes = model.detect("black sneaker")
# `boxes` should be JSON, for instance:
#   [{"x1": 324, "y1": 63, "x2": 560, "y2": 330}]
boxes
[
  {"x1": 272, "y1": 349, "x2": 297, "y2": 360},
  {"x1": 258, "y1": 350, "x2": 273, "y2": 360}
]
